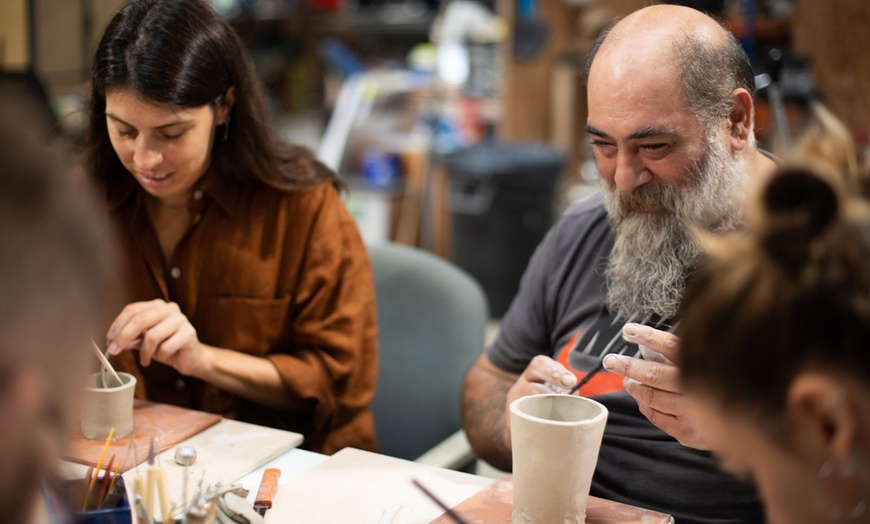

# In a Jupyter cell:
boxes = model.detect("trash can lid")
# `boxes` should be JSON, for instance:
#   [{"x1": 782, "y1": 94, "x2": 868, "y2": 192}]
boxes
[{"x1": 445, "y1": 143, "x2": 565, "y2": 183}]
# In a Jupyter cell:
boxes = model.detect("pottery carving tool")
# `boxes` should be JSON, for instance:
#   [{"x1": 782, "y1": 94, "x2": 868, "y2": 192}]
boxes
[
  {"x1": 253, "y1": 468, "x2": 281, "y2": 517},
  {"x1": 91, "y1": 340, "x2": 123, "y2": 388}
]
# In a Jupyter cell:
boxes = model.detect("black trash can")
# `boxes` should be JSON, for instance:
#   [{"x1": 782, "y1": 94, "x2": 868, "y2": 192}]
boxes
[{"x1": 446, "y1": 143, "x2": 565, "y2": 318}]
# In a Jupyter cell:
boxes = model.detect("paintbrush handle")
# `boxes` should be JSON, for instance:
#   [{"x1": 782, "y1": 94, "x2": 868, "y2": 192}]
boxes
[
  {"x1": 84, "y1": 426, "x2": 115, "y2": 510},
  {"x1": 412, "y1": 478, "x2": 468, "y2": 524},
  {"x1": 104, "y1": 461, "x2": 123, "y2": 508},
  {"x1": 569, "y1": 360, "x2": 605, "y2": 395},
  {"x1": 94, "y1": 455, "x2": 116, "y2": 510}
]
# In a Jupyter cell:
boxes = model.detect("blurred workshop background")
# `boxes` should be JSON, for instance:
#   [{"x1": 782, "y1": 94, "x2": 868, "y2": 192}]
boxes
[{"x1": 2, "y1": 0, "x2": 869, "y2": 321}]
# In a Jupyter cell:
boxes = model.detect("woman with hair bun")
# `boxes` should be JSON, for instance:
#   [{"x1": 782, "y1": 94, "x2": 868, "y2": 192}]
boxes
[
  {"x1": 678, "y1": 106, "x2": 870, "y2": 523},
  {"x1": 89, "y1": 0, "x2": 377, "y2": 454}
]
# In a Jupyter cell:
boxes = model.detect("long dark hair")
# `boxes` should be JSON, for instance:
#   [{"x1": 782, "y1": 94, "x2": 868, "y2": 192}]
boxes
[{"x1": 88, "y1": 0, "x2": 339, "y2": 190}]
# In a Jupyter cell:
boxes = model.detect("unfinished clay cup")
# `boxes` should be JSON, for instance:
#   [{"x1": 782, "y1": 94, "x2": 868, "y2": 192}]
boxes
[
  {"x1": 509, "y1": 394, "x2": 608, "y2": 524},
  {"x1": 80, "y1": 372, "x2": 136, "y2": 440}
]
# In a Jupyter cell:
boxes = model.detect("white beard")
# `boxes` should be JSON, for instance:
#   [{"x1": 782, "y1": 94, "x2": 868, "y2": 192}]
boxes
[{"x1": 602, "y1": 132, "x2": 748, "y2": 319}]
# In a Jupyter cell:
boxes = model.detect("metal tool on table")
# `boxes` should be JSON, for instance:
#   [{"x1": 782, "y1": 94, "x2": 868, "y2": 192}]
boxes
[{"x1": 253, "y1": 468, "x2": 281, "y2": 517}]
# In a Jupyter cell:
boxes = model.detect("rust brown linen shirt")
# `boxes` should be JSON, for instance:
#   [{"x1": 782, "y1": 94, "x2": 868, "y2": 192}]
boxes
[{"x1": 107, "y1": 170, "x2": 378, "y2": 454}]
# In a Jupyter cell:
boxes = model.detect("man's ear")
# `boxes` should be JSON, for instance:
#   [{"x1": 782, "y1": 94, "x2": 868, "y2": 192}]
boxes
[
  {"x1": 216, "y1": 86, "x2": 236, "y2": 125},
  {"x1": 727, "y1": 88, "x2": 753, "y2": 152},
  {"x1": 787, "y1": 372, "x2": 859, "y2": 464}
]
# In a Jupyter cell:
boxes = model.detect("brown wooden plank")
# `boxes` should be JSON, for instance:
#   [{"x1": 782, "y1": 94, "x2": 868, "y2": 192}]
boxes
[{"x1": 66, "y1": 400, "x2": 221, "y2": 472}]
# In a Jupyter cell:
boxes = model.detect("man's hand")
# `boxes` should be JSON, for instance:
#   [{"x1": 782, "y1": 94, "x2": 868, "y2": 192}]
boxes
[
  {"x1": 603, "y1": 323, "x2": 710, "y2": 450},
  {"x1": 506, "y1": 355, "x2": 577, "y2": 425},
  {"x1": 462, "y1": 354, "x2": 577, "y2": 472}
]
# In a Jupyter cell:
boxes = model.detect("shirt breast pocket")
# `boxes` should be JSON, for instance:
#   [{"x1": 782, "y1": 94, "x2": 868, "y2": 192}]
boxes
[{"x1": 195, "y1": 295, "x2": 292, "y2": 356}]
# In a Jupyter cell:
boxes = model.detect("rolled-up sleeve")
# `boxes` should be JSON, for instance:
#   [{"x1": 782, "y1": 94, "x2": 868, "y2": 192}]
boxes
[{"x1": 268, "y1": 184, "x2": 378, "y2": 454}]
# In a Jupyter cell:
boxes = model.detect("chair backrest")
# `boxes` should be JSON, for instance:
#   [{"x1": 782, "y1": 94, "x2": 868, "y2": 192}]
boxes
[{"x1": 368, "y1": 242, "x2": 488, "y2": 461}]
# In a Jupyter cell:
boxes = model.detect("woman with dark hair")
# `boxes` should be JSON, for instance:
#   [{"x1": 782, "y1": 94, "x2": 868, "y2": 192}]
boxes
[
  {"x1": 678, "y1": 108, "x2": 870, "y2": 523},
  {"x1": 91, "y1": 0, "x2": 378, "y2": 454}
]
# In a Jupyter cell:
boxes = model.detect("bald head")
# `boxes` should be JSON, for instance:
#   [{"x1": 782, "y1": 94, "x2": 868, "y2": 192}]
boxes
[
  {"x1": 585, "y1": 4, "x2": 755, "y2": 130},
  {"x1": 606, "y1": 4, "x2": 730, "y2": 54}
]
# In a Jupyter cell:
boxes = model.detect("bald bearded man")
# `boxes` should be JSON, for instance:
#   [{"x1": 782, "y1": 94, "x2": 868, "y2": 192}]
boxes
[{"x1": 461, "y1": 5, "x2": 777, "y2": 522}]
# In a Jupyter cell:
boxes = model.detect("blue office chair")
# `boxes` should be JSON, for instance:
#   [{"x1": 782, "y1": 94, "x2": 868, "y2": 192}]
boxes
[{"x1": 367, "y1": 242, "x2": 488, "y2": 468}]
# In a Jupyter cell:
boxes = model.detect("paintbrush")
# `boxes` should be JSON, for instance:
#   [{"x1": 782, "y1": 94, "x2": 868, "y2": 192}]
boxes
[
  {"x1": 83, "y1": 426, "x2": 115, "y2": 510},
  {"x1": 101, "y1": 459, "x2": 124, "y2": 509},
  {"x1": 411, "y1": 478, "x2": 468, "y2": 524},
  {"x1": 567, "y1": 312, "x2": 677, "y2": 396},
  {"x1": 94, "y1": 454, "x2": 116, "y2": 510},
  {"x1": 567, "y1": 313, "x2": 643, "y2": 395}
]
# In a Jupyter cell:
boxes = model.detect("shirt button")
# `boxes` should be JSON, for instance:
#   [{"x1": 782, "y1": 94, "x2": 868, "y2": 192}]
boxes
[
  {"x1": 170, "y1": 267, "x2": 182, "y2": 279},
  {"x1": 193, "y1": 189, "x2": 204, "y2": 201},
  {"x1": 175, "y1": 379, "x2": 186, "y2": 391}
]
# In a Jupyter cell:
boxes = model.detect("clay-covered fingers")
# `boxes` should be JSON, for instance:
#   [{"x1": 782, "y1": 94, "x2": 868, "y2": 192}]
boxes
[
  {"x1": 520, "y1": 355, "x2": 577, "y2": 394},
  {"x1": 622, "y1": 323, "x2": 679, "y2": 364},
  {"x1": 602, "y1": 354, "x2": 680, "y2": 393},
  {"x1": 626, "y1": 378, "x2": 711, "y2": 449},
  {"x1": 604, "y1": 353, "x2": 710, "y2": 449},
  {"x1": 507, "y1": 356, "x2": 577, "y2": 411},
  {"x1": 505, "y1": 356, "x2": 577, "y2": 432}
]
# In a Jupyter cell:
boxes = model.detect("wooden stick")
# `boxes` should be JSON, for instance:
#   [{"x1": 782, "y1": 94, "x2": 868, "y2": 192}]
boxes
[
  {"x1": 155, "y1": 468, "x2": 172, "y2": 524},
  {"x1": 145, "y1": 467, "x2": 156, "y2": 520},
  {"x1": 91, "y1": 340, "x2": 123, "y2": 387},
  {"x1": 84, "y1": 426, "x2": 114, "y2": 510},
  {"x1": 132, "y1": 483, "x2": 150, "y2": 524}
]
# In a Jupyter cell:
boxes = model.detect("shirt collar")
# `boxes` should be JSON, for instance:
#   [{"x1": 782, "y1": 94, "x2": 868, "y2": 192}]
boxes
[
  {"x1": 198, "y1": 167, "x2": 240, "y2": 218},
  {"x1": 105, "y1": 165, "x2": 241, "y2": 217}
]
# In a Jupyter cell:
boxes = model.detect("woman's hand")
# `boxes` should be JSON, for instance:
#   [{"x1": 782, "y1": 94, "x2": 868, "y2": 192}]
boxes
[{"x1": 107, "y1": 299, "x2": 212, "y2": 377}]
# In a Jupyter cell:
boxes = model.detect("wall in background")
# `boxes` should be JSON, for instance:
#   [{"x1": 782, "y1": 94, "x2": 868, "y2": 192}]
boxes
[
  {"x1": 0, "y1": 0, "x2": 28, "y2": 69},
  {"x1": 792, "y1": 0, "x2": 870, "y2": 137}
]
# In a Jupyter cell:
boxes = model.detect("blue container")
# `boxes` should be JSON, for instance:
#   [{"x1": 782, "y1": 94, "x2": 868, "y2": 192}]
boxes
[
  {"x1": 64, "y1": 475, "x2": 132, "y2": 524},
  {"x1": 361, "y1": 150, "x2": 402, "y2": 189}
]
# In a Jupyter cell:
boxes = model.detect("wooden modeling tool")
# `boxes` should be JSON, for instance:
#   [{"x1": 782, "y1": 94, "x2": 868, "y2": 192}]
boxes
[
  {"x1": 253, "y1": 468, "x2": 281, "y2": 517},
  {"x1": 144, "y1": 437, "x2": 155, "y2": 519},
  {"x1": 91, "y1": 340, "x2": 122, "y2": 388}
]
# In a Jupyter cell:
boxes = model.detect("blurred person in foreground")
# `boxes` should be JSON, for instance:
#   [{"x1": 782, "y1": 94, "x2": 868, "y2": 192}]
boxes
[
  {"x1": 90, "y1": 0, "x2": 378, "y2": 454},
  {"x1": 462, "y1": 4, "x2": 777, "y2": 521},
  {"x1": 679, "y1": 106, "x2": 870, "y2": 523},
  {"x1": 0, "y1": 93, "x2": 112, "y2": 523}
]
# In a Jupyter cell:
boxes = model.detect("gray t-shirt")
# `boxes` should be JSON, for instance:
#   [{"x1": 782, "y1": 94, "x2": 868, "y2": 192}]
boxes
[{"x1": 487, "y1": 193, "x2": 764, "y2": 523}]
